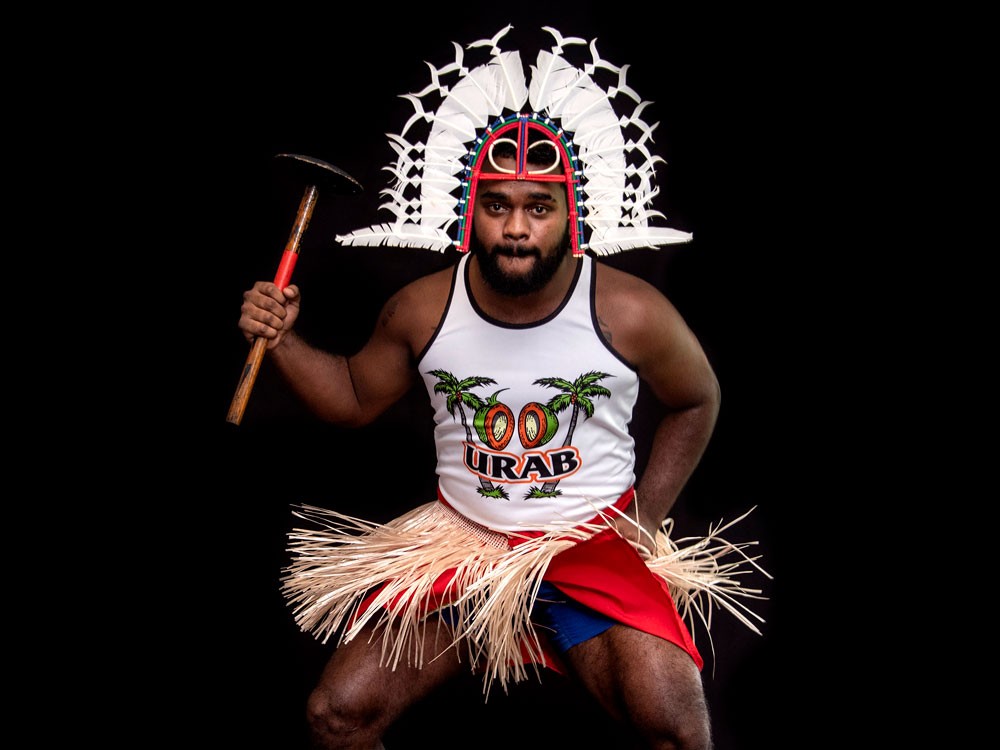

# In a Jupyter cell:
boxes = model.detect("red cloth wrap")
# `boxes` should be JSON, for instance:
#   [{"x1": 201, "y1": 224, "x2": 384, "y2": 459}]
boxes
[
  {"x1": 541, "y1": 528, "x2": 703, "y2": 670},
  {"x1": 354, "y1": 487, "x2": 703, "y2": 672}
]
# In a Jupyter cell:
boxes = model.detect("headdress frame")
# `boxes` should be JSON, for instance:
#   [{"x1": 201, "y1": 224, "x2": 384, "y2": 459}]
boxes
[
  {"x1": 335, "y1": 26, "x2": 692, "y2": 256},
  {"x1": 457, "y1": 112, "x2": 586, "y2": 256}
]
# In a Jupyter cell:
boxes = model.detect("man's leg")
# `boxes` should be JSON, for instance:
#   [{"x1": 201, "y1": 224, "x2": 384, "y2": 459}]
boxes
[
  {"x1": 561, "y1": 624, "x2": 712, "y2": 750},
  {"x1": 306, "y1": 617, "x2": 465, "y2": 749}
]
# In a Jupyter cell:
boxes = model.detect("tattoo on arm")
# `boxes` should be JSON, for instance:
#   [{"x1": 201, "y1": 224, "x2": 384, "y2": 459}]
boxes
[
  {"x1": 381, "y1": 298, "x2": 400, "y2": 328},
  {"x1": 597, "y1": 314, "x2": 613, "y2": 343}
]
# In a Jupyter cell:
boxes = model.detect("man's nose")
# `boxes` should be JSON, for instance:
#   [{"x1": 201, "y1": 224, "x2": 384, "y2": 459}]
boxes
[{"x1": 503, "y1": 209, "x2": 530, "y2": 239}]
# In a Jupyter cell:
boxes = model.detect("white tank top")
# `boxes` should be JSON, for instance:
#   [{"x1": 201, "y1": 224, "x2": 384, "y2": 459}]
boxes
[{"x1": 417, "y1": 254, "x2": 639, "y2": 531}]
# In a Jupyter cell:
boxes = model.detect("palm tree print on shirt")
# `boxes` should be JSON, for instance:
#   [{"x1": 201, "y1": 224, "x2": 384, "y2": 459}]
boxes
[
  {"x1": 527, "y1": 371, "x2": 613, "y2": 498},
  {"x1": 428, "y1": 370, "x2": 508, "y2": 498}
]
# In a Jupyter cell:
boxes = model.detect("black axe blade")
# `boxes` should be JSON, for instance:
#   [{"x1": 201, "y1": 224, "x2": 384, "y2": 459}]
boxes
[{"x1": 274, "y1": 153, "x2": 364, "y2": 195}]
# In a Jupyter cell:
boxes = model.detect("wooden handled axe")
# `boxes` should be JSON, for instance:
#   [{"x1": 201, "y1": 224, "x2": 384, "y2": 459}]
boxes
[{"x1": 226, "y1": 153, "x2": 363, "y2": 426}]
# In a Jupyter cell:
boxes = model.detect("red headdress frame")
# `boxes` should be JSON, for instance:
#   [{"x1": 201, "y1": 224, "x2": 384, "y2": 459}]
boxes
[{"x1": 456, "y1": 113, "x2": 586, "y2": 257}]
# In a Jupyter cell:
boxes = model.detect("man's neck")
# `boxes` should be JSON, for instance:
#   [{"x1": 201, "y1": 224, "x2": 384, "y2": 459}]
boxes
[{"x1": 468, "y1": 254, "x2": 579, "y2": 324}]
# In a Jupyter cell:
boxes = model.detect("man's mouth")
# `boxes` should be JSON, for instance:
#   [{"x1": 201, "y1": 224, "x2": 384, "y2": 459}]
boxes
[{"x1": 495, "y1": 245, "x2": 539, "y2": 258}]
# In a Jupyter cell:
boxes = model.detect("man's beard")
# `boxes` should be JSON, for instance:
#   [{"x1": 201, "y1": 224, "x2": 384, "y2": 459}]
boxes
[{"x1": 471, "y1": 228, "x2": 571, "y2": 297}]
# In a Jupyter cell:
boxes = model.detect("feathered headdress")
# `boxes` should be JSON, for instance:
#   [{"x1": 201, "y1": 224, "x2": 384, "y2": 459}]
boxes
[{"x1": 336, "y1": 25, "x2": 691, "y2": 257}]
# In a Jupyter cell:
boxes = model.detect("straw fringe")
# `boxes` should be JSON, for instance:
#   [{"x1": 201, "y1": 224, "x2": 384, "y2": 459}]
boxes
[
  {"x1": 599, "y1": 504, "x2": 771, "y2": 669},
  {"x1": 282, "y1": 501, "x2": 768, "y2": 694}
]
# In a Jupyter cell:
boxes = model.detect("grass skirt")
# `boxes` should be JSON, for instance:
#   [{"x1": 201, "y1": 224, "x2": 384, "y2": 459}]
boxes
[{"x1": 282, "y1": 499, "x2": 768, "y2": 693}]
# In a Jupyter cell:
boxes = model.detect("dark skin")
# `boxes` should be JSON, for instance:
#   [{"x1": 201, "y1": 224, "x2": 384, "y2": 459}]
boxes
[{"x1": 239, "y1": 166, "x2": 720, "y2": 750}]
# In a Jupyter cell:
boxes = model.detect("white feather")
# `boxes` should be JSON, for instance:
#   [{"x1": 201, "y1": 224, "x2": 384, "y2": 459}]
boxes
[
  {"x1": 398, "y1": 94, "x2": 433, "y2": 138},
  {"x1": 434, "y1": 73, "x2": 499, "y2": 133},
  {"x1": 469, "y1": 54, "x2": 525, "y2": 117},
  {"x1": 621, "y1": 106, "x2": 659, "y2": 141},
  {"x1": 380, "y1": 164, "x2": 420, "y2": 187},
  {"x1": 421, "y1": 183, "x2": 462, "y2": 227},
  {"x1": 424, "y1": 130, "x2": 469, "y2": 177},
  {"x1": 335, "y1": 223, "x2": 454, "y2": 252},
  {"x1": 529, "y1": 50, "x2": 582, "y2": 113},
  {"x1": 426, "y1": 107, "x2": 479, "y2": 143},
  {"x1": 625, "y1": 203, "x2": 670, "y2": 226},
  {"x1": 374, "y1": 202, "x2": 417, "y2": 223},
  {"x1": 492, "y1": 50, "x2": 527, "y2": 111},
  {"x1": 606, "y1": 64, "x2": 642, "y2": 104},
  {"x1": 410, "y1": 42, "x2": 466, "y2": 97},
  {"x1": 466, "y1": 24, "x2": 514, "y2": 56},
  {"x1": 583, "y1": 38, "x2": 621, "y2": 76},
  {"x1": 588, "y1": 226, "x2": 692, "y2": 255},
  {"x1": 540, "y1": 26, "x2": 587, "y2": 53},
  {"x1": 377, "y1": 187, "x2": 419, "y2": 209}
]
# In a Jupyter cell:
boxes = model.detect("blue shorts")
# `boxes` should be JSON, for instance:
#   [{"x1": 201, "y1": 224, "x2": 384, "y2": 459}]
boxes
[
  {"x1": 437, "y1": 580, "x2": 615, "y2": 653},
  {"x1": 531, "y1": 580, "x2": 615, "y2": 652}
]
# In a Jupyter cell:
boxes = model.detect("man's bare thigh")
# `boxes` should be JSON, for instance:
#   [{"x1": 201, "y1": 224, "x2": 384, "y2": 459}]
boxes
[{"x1": 560, "y1": 623, "x2": 706, "y2": 723}]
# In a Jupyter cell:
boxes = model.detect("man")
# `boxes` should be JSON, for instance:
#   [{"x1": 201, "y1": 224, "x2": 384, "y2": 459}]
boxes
[{"x1": 238, "y1": 28, "x2": 762, "y2": 750}]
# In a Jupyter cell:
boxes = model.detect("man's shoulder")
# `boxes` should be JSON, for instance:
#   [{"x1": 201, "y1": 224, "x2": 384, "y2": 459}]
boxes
[
  {"x1": 388, "y1": 261, "x2": 458, "y2": 333},
  {"x1": 592, "y1": 257, "x2": 663, "y2": 300},
  {"x1": 405, "y1": 261, "x2": 459, "y2": 296}
]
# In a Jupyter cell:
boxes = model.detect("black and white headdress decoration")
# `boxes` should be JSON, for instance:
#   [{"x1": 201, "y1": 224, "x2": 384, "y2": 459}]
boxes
[{"x1": 336, "y1": 25, "x2": 692, "y2": 257}]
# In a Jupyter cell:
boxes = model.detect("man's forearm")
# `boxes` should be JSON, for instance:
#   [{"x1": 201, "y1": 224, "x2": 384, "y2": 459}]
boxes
[
  {"x1": 635, "y1": 402, "x2": 718, "y2": 530},
  {"x1": 269, "y1": 332, "x2": 363, "y2": 425}
]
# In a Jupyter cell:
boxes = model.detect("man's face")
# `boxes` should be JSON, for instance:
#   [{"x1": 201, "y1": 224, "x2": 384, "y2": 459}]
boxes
[{"x1": 471, "y1": 174, "x2": 571, "y2": 297}]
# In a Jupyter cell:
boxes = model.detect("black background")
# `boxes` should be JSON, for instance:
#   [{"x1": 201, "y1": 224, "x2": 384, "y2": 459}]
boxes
[{"x1": 140, "y1": 7, "x2": 846, "y2": 748}]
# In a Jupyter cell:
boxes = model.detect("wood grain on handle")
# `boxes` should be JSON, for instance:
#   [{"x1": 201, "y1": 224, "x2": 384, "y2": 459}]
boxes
[{"x1": 226, "y1": 336, "x2": 269, "y2": 424}]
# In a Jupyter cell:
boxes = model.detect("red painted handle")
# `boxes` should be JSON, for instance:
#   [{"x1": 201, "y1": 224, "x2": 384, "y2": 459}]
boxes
[{"x1": 274, "y1": 250, "x2": 299, "y2": 290}]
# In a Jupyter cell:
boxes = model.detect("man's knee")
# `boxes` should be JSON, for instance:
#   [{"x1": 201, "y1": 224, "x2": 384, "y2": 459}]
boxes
[
  {"x1": 306, "y1": 680, "x2": 384, "y2": 747},
  {"x1": 655, "y1": 707, "x2": 712, "y2": 750}
]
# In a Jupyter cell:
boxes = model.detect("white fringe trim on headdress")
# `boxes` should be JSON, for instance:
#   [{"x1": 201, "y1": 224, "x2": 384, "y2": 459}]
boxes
[{"x1": 282, "y1": 501, "x2": 768, "y2": 695}]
